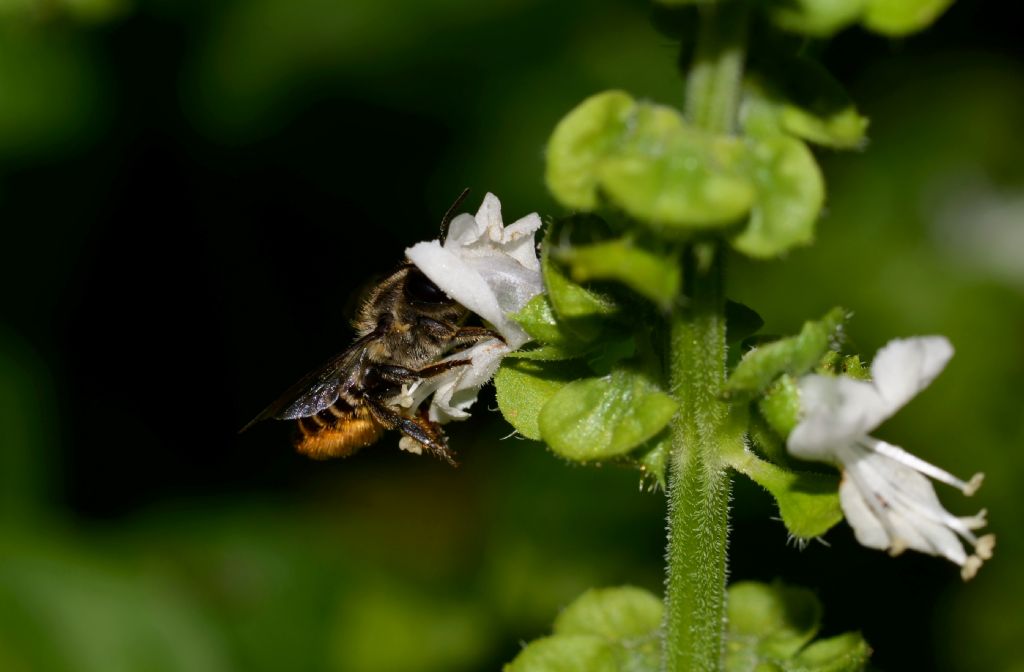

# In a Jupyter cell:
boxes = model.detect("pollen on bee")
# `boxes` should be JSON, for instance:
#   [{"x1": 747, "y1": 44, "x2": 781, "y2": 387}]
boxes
[
  {"x1": 398, "y1": 436, "x2": 424, "y2": 455},
  {"x1": 295, "y1": 411, "x2": 383, "y2": 459}
]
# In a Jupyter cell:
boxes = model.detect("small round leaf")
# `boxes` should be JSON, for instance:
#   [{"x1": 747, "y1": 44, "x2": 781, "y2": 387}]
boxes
[
  {"x1": 504, "y1": 634, "x2": 618, "y2": 672},
  {"x1": 546, "y1": 91, "x2": 635, "y2": 210},
  {"x1": 496, "y1": 360, "x2": 589, "y2": 441},
  {"x1": 730, "y1": 133, "x2": 825, "y2": 259},
  {"x1": 598, "y1": 105, "x2": 755, "y2": 230},
  {"x1": 539, "y1": 370, "x2": 678, "y2": 461},
  {"x1": 790, "y1": 632, "x2": 872, "y2": 671},
  {"x1": 553, "y1": 586, "x2": 663, "y2": 640},
  {"x1": 728, "y1": 582, "x2": 821, "y2": 658}
]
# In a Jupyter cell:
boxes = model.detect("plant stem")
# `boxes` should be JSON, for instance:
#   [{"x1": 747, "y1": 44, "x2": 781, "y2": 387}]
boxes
[
  {"x1": 663, "y1": 6, "x2": 748, "y2": 671},
  {"x1": 684, "y1": 3, "x2": 749, "y2": 135},
  {"x1": 662, "y1": 243, "x2": 730, "y2": 672}
]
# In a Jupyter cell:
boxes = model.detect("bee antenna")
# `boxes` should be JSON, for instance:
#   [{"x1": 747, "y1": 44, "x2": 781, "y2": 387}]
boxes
[{"x1": 439, "y1": 187, "x2": 471, "y2": 243}]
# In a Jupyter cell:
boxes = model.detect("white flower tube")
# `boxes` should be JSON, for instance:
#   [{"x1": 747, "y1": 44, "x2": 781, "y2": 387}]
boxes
[
  {"x1": 787, "y1": 336, "x2": 995, "y2": 579},
  {"x1": 402, "y1": 193, "x2": 543, "y2": 423}
]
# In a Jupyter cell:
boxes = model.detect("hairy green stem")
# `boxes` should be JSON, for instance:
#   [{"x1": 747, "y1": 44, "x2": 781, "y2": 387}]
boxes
[
  {"x1": 662, "y1": 244, "x2": 730, "y2": 672},
  {"x1": 663, "y1": 6, "x2": 747, "y2": 671}
]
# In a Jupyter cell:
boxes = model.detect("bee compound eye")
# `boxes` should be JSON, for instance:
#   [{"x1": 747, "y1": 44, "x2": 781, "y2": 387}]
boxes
[{"x1": 405, "y1": 269, "x2": 451, "y2": 304}]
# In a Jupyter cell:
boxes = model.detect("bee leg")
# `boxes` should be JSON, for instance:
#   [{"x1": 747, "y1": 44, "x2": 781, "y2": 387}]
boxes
[
  {"x1": 451, "y1": 326, "x2": 505, "y2": 347},
  {"x1": 363, "y1": 397, "x2": 458, "y2": 467},
  {"x1": 370, "y1": 359, "x2": 471, "y2": 385}
]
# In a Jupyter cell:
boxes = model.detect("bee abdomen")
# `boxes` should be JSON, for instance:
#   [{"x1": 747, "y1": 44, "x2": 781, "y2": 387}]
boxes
[{"x1": 294, "y1": 401, "x2": 383, "y2": 460}]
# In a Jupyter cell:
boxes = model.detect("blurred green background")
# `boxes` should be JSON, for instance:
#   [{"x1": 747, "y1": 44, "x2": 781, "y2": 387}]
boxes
[{"x1": 1, "y1": 0, "x2": 1022, "y2": 670}]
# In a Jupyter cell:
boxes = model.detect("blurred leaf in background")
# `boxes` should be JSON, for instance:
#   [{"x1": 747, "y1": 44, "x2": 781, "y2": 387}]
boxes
[{"x1": 0, "y1": 25, "x2": 107, "y2": 157}]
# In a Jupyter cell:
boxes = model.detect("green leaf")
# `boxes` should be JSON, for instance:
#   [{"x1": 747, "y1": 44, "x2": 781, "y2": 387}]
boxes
[
  {"x1": 790, "y1": 632, "x2": 871, "y2": 671},
  {"x1": 728, "y1": 451, "x2": 843, "y2": 539},
  {"x1": 764, "y1": 0, "x2": 867, "y2": 37},
  {"x1": 546, "y1": 90, "x2": 636, "y2": 210},
  {"x1": 744, "y1": 59, "x2": 869, "y2": 150},
  {"x1": 763, "y1": 0, "x2": 952, "y2": 39},
  {"x1": 555, "y1": 238, "x2": 681, "y2": 311},
  {"x1": 748, "y1": 407, "x2": 789, "y2": 465},
  {"x1": 759, "y1": 374, "x2": 802, "y2": 438},
  {"x1": 716, "y1": 404, "x2": 841, "y2": 539},
  {"x1": 505, "y1": 345, "x2": 580, "y2": 362},
  {"x1": 513, "y1": 295, "x2": 586, "y2": 349},
  {"x1": 539, "y1": 369, "x2": 678, "y2": 461},
  {"x1": 780, "y1": 105, "x2": 867, "y2": 153},
  {"x1": 495, "y1": 360, "x2": 589, "y2": 441},
  {"x1": 508, "y1": 583, "x2": 868, "y2": 672},
  {"x1": 506, "y1": 587, "x2": 662, "y2": 672},
  {"x1": 542, "y1": 227, "x2": 622, "y2": 343},
  {"x1": 543, "y1": 258, "x2": 620, "y2": 340},
  {"x1": 730, "y1": 133, "x2": 825, "y2": 258},
  {"x1": 725, "y1": 582, "x2": 870, "y2": 672},
  {"x1": 862, "y1": 0, "x2": 954, "y2": 36},
  {"x1": 545, "y1": 91, "x2": 756, "y2": 232},
  {"x1": 728, "y1": 582, "x2": 821, "y2": 659},
  {"x1": 723, "y1": 308, "x2": 845, "y2": 397},
  {"x1": 505, "y1": 635, "x2": 618, "y2": 672},
  {"x1": 553, "y1": 586, "x2": 663, "y2": 639},
  {"x1": 635, "y1": 432, "x2": 670, "y2": 490},
  {"x1": 598, "y1": 104, "x2": 755, "y2": 231}
]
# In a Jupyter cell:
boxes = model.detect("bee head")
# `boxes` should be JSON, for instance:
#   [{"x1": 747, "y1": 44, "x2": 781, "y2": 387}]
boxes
[{"x1": 404, "y1": 267, "x2": 454, "y2": 305}]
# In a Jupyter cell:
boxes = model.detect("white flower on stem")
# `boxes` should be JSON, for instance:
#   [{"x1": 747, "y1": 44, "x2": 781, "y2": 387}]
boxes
[
  {"x1": 787, "y1": 336, "x2": 995, "y2": 580},
  {"x1": 401, "y1": 193, "x2": 543, "y2": 424}
]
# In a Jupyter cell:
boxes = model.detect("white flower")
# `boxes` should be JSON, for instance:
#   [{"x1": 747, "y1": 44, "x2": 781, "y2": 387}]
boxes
[
  {"x1": 402, "y1": 193, "x2": 544, "y2": 423},
  {"x1": 787, "y1": 336, "x2": 995, "y2": 580}
]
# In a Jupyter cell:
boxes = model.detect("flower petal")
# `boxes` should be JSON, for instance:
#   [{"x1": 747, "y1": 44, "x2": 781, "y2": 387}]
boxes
[
  {"x1": 870, "y1": 336, "x2": 953, "y2": 414},
  {"x1": 501, "y1": 212, "x2": 543, "y2": 271},
  {"x1": 787, "y1": 374, "x2": 888, "y2": 460},
  {"x1": 406, "y1": 240, "x2": 528, "y2": 345},
  {"x1": 833, "y1": 440, "x2": 999, "y2": 576},
  {"x1": 475, "y1": 192, "x2": 504, "y2": 234},
  {"x1": 838, "y1": 474, "x2": 890, "y2": 551},
  {"x1": 429, "y1": 338, "x2": 509, "y2": 422},
  {"x1": 394, "y1": 339, "x2": 509, "y2": 423},
  {"x1": 446, "y1": 213, "x2": 484, "y2": 247},
  {"x1": 408, "y1": 194, "x2": 544, "y2": 348}
]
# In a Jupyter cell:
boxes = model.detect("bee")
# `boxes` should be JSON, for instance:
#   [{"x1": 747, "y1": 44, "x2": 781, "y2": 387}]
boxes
[{"x1": 241, "y1": 190, "x2": 497, "y2": 465}]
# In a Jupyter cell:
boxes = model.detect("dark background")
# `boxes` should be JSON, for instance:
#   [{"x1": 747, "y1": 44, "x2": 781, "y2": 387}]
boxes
[{"x1": 1, "y1": 0, "x2": 1022, "y2": 670}]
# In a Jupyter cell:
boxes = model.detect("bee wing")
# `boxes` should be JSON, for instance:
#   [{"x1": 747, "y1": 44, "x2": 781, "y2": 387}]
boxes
[{"x1": 239, "y1": 333, "x2": 375, "y2": 433}]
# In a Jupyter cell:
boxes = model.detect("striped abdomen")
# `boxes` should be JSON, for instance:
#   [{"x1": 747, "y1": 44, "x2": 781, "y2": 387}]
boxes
[{"x1": 294, "y1": 400, "x2": 382, "y2": 460}]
